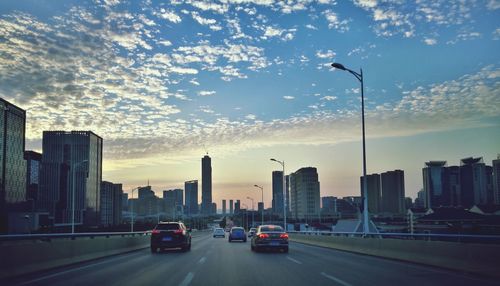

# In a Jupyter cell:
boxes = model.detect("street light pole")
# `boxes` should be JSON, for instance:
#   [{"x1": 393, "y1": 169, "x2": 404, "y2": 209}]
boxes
[
  {"x1": 247, "y1": 197, "x2": 254, "y2": 228},
  {"x1": 331, "y1": 62, "x2": 369, "y2": 235},
  {"x1": 71, "y1": 160, "x2": 88, "y2": 234},
  {"x1": 270, "y1": 159, "x2": 286, "y2": 231},
  {"x1": 254, "y1": 185, "x2": 264, "y2": 226}
]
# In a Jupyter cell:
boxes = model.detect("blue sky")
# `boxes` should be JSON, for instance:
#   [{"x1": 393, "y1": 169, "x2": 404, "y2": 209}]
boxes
[{"x1": 0, "y1": 0, "x2": 499, "y2": 204}]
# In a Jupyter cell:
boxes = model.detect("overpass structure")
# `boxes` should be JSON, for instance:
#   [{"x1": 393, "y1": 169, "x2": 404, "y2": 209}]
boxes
[{"x1": 1, "y1": 231, "x2": 499, "y2": 285}]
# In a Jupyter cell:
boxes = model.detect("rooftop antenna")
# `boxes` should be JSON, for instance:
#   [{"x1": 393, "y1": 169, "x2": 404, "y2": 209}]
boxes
[{"x1": 203, "y1": 144, "x2": 208, "y2": 155}]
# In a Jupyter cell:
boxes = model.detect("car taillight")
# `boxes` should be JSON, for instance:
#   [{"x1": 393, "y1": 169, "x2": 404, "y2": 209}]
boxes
[
  {"x1": 258, "y1": 233, "x2": 269, "y2": 239},
  {"x1": 280, "y1": 233, "x2": 289, "y2": 239},
  {"x1": 152, "y1": 229, "x2": 160, "y2": 234},
  {"x1": 174, "y1": 229, "x2": 183, "y2": 234}
]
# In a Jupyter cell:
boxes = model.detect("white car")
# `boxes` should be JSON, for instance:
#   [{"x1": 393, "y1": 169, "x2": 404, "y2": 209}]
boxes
[{"x1": 213, "y1": 227, "x2": 225, "y2": 238}]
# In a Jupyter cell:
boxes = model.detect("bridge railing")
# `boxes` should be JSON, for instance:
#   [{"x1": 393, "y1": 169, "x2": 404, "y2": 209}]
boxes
[{"x1": 287, "y1": 230, "x2": 500, "y2": 243}]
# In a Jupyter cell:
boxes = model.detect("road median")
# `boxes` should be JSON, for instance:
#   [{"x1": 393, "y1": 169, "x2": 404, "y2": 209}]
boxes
[{"x1": 290, "y1": 233, "x2": 500, "y2": 278}]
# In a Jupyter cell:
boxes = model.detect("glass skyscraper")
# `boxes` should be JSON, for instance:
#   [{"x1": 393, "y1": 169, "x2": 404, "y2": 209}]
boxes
[
  {"x1": 38, "y1": 131, "x2": 102, "y2": 227},
  {"x1": 0, "y1": 98, "x2": 27, "y2": 234},
  {"x1": 184, "y1": 180, "x2": 198, "y2": 216},
  {"x1": 201, "y1": 155, "x2": 212, "y2": 215}
]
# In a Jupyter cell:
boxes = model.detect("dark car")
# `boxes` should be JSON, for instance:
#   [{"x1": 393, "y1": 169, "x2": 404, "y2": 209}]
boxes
[
  {"x1": 228, "y1": 227, "x2": 247, "y2": 242},
  {"x1": 150, "y1": 222, "x2": 191, "y2": 253},
  {"x1": 251, "y1": 225, "x2": 288, "y2": 252}
]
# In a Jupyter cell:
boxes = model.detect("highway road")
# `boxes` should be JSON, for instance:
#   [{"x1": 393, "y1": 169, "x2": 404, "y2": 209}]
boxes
[{"x1": 5, "y1": 231, "x2": 497, "y2": 286}]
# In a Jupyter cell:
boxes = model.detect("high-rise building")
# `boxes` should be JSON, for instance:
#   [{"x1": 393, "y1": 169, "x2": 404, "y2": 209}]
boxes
[
  {"x1": 163, "y1": 189, "x2": 183, "y2": 218},
  {"x1": 38, "y1": 131, "x2": 103, "y2": 227},
  {"x1": 229, "y1": 199, "x2": 234, "y2": 214},
  {"x1": 201, "y1": 155, "x2": 212, "y2": 215},
  {"x1": 212, "y1": 202, "x2": 217, "y2": 214},
  {"x1": 0, "y1": 98, "x2": 27, "y2": 233},
  {"x1": 100, "y1": 181, "x2": 123, "y2": 226},
  {"x1": 321, "y1": 196, "x2": 337, "y2": 214},
  {"x1": 493, "y1": 156, "x2": 500, "y2": 205},
  {"x1": 422, "y1": 161, "x2": 447, "y2": 208},
  {"x1": 222, "y1": 199, "x2": 226, "y2": 214},
  {"x1": 184, "y1": 180, "x2": 198, "y2": 216},
  {"x1": 272, "y1": 171, "x2": 284, "y2": 215},
  {"x1": 235, "y1": 200, "x2": 240, "y2": 213},
  {"x1": 360, "y1": 173, "x2": 381, "y2": 214},
  {"x1": 444, "y1": 166, "x2": 461, "y2": 206},
  {"x1": 257, "y1": 202, "x2": 264, "y2": 213},
  {"x1": 380, "y1": 170, "x2": 405, "y2": 214},
  {"x1": 25, "y1": 151, "x2": 42, "y2": 203},
  {"x1": 414, "y1": 189, "x2": 426, "y2": 208},
  {"x1": 139, "y1": 186, "x2": 154, "y2": 199},
  {"x1": 122, "y1": 193, "x2": 128, "y2": 211},
  {"x1": 460, "y1": 157, "x2": 491, "y2": 207},
  {"x1": 289, "y1": 167, "x2": 320, "y2": 220}
]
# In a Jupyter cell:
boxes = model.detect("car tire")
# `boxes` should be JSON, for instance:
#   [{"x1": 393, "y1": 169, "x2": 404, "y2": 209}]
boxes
[
  {"x1": 283, "y1": 247, "x2": 289, "y2": 253},
  {"x1": 243, "y1": 239, "x2": 247, "y2": 243},
  {"x1": 150, "y1": 246, "x2": 157, "y2": 253},
  {"x1": 251, "y1": 245, "x2": 255, "y2": 251},
  {"x1": 228, "y1": 238, "x2": 232, "y2": 242}
]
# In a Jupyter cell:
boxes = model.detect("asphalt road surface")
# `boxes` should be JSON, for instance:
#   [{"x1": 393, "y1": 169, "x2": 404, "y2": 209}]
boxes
[{"x1": 5, "y1": 231, "x2": 497, "y2": 286}]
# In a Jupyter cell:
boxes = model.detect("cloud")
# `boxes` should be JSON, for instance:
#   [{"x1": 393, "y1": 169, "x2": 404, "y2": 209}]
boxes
[
  {"x1": 245, "y1": 114, "x2": 257, "y2": 120},
  {"x1": 321, "y1": 96, "x2": 337, "y2": 101},
  {"x1": 323, "y1": 10, "x2": 349, "y2": 32},
  {"x1": 424, "y1": 38, "x2": 437, "y2": 45},
  {"x1": 315, "y1": 49, "x2": 336, "y2": 59},
  {"x1": 283, "y1": 96, "x2": 295, "y2": 100},
  {"x1": 157, "y1": 9, "x2": 182, "y2": 23},
  {"x1": 198, "y1": 90, "x2": 216, "y2": 96}
]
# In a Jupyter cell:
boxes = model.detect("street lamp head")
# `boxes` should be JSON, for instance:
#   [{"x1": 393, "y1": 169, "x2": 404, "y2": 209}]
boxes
[
  {"x1": 270, "y1": 158, "x2": 276, "y2": 162},
  {"x1": 331, "y1": 62, "x2": 346, "y2": 70},
  {"x1": 253, "y1": 184, "x2": 259, "y2": 188}
]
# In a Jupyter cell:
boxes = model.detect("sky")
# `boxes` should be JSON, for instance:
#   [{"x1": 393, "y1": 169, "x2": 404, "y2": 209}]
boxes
[{"x1": 0, "y1": 0, "x2": 499, "y2": 208}]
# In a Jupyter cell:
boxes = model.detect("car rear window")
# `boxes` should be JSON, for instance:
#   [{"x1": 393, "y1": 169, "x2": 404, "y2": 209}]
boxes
[
  {"x1": 260, "y1": 226, "x2": 283, "y2": 232},
  {"x1": 156, "y1": 223, "x2": 180, "y2": 230},
  {"x1": 232, "y1": 228, "x2": 244, "y2": 233}
]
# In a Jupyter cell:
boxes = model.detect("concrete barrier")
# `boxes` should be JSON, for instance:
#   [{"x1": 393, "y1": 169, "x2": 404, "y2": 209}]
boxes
[
  {"x1": 0, "y1": 235, "x2": 150, "y2": 280},
  {"x1": 290, "y1": 234, "x2": 500, "y2": 278}
]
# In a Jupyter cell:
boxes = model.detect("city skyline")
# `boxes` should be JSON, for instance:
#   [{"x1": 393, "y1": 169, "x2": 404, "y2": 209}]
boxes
[{"x1": 0, "y1": 1, "x2": 498, "y2": 205}]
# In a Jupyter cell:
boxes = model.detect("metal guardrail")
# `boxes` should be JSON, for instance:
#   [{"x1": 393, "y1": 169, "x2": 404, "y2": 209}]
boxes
[
  {"x1": 0, "y1": 231, "x2": 150, "y2": 242},
  {"x1": 287, "y1": 230, "x2": 500, "y2": 242},
  {"x1": 0, "y1": 228, "x2": 211, "y2": 242}
]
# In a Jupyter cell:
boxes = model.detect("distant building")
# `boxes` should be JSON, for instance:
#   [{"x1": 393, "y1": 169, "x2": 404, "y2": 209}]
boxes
[
  {"x1": 414, "y1": 189, "x2": 426, "y2": 208},
  {"x1": 235, "y1": 200, "x2": 240, "y2": 213},
  {"x1": 201, "y1": 155, "x2": 212, "y2": 215},
  {"x1": 272, "y1": 170, "x2": 284, "y2": 215},
  {"x1": 163, "y1": 189, "x2": 183, "y2": 218},
  {"x1": 222, "y1": 199, "x2": 226, "y2": 214},
  {"x1": 122, "y1": 193, "x2": 128, "y2": 211},
  {"x1": 25, "y1": 151, "x2": 42, "y2": 203},
  {"x1": 289, "y1": 167, "x2": 320, "y2": 220},
  {"x1": 321, "y1": 196, "x2": 337, "y2": 214},
  {"x1": 184, "y1": 180, "x2": 198, "y2": 216},
  {"x1": 460, "y1": 157, "x2": 492, "y2": 207},
  {"x1": 229, "y1": 199, "x2": 234, "y2": 214},
  {"x1": 360, "y1": 173, "x2": 381, "y2": 214},
  {"x1": 493, "y1": 156, "x2": 500, "y2": 205},
  {"x1": 380, "y1": 170, "x2": 405, "y2": 215},
  {"x1": 423, "y1": 161, "x2": 447, "y2": 208},
  {"x1": 38, "y1": 131, "x2": 103, "y2": 227},
  {"x1": 100, "y1": 181, "x2": 123, "y2": 226},
  {"x1": 212, "y1": 202, "x2": 217, "y2": 214},
  {"x1": 258, "y1": 202, "x2": 264, "y2": 213},
  {"x1": 0, "y1": 98, "x2": 27, "y2": 234},
  {"x1": 134, "y1": 186, "x2": 159, "y2": 217}
]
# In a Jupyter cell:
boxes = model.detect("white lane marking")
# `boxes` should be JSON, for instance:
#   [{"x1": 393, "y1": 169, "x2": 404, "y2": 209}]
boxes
[
  {"x1": 18, "y1": 249, "x2": 146, "y2": 285},
  {"x1": 179, "y1": 272, "x2": 195, "y2": 286},
  {"x1": 197, "y1": 257, "x2": 206, "y2": 264},
  {"x1": 320, "y1": 272, "x2": 352, "y2": 286},
  {"x1": 286, "y1": 256, "x2": 302, "y2": 265}
]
